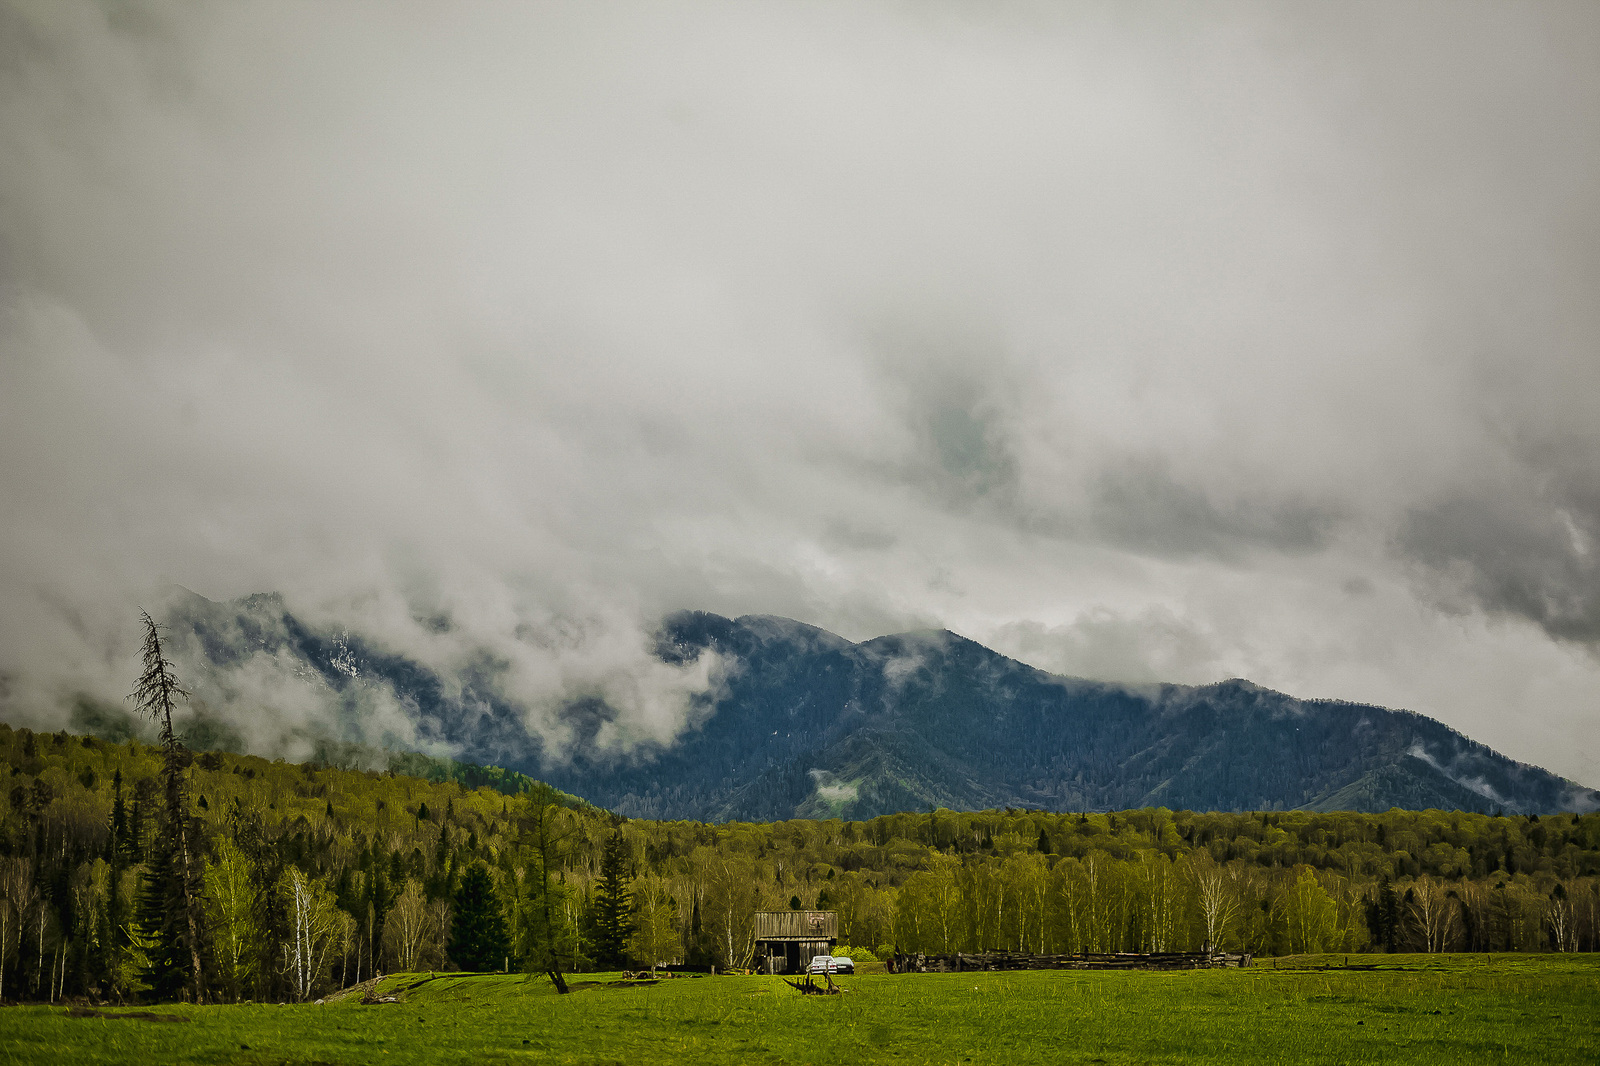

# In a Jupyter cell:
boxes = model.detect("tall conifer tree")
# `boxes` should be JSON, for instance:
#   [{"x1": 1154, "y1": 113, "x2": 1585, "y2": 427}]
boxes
[
  {"x1": 130, "y1": 610, "x2": 205, "y2": 1001},
  {"x1": 134, "y1": 833, "x2": 190, "y2": 999},
  {"x1": 589, "y1": 826, "x2": 635, "y2": 969},
  {"x1": 448, "y1": 863, "x2": 510, "y2": 971}
]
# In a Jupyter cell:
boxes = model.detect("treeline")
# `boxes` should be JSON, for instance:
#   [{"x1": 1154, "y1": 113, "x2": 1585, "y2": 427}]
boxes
[{"x1": 1, "y1": 723, "x2": 1597, "y2": 1004}]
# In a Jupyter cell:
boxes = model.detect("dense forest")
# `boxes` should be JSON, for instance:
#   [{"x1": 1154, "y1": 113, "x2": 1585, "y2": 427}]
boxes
[{"x1": 1, "y1": 721, "x2": 1597, "y2": 1004}]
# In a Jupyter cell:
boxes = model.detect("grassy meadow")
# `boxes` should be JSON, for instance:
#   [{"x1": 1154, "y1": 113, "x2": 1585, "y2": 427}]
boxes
[{"x1": 0, "y1": 954, "x2": 1594, "y2": 1065}]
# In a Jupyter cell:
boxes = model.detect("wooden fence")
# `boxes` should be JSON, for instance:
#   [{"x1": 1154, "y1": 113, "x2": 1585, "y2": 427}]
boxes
[{"x1": 886, "y1": 951, "x2": 1251, "y2": 973}]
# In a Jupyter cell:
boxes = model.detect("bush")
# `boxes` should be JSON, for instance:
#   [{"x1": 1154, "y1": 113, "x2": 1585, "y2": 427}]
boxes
[{"x1": 833, "y1": 944, "x2": 878, "y2": 962}]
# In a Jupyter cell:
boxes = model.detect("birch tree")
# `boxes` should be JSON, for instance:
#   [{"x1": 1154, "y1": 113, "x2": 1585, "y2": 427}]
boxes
[
  {"x1": 1545, "y1": 883, "x2": 1577, "y2": 952},
  {"x1": 383, "y1": 879, "x2": 434, "y2": 972},
  {"x1": 0, "y1": 856, "x2": 35, "y2": 1002},
  {"x1": 279, "y1": 867, "x2": 340, "y2": 1001},
  {"x1": 701, "y1": 853, "x2": 758, "y2": 970},
  {"x1": 1407, "y1": 876, "x2": 1458, "y2": 953},
  {"x1": 1140, "y1": 853, "x2": 1181, "y2": 952},
  {"x1": 1193, "y1": 855, "x2": 1244, "y2": 953},
  {"x1": 1005, "y1": 853, "x2": 1050, "y2": 954},
  {"x1": 627, "y1": 876, "x2": 679, "y2": 973},
  {"x1": 1051, "y1": 857, "x2": 1089, "y2": 954},
  {"x1": 1084, "y1": 851, "x2": 1129, "y2": 953}
]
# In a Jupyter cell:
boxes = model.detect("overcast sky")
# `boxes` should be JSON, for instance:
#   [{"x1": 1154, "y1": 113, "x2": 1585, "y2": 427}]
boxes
[{"x1": 2, "y1": 1, "x2": 1597, "y2": 784}]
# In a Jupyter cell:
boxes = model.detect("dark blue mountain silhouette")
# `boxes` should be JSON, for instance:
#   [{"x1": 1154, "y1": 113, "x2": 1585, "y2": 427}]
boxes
[{"x1": 157, "y1": 594, "x2": 1600, "y2": 819}]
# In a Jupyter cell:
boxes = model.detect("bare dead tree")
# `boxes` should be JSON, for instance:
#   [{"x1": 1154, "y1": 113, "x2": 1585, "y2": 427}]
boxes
[{"x1": 130, "y1": 609, "x2": 206, "y2": 1002}]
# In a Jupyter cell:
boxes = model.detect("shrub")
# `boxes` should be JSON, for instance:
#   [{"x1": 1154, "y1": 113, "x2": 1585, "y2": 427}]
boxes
[{"x1": 833, "y1": 944, "x2": 878, "y2": 962}]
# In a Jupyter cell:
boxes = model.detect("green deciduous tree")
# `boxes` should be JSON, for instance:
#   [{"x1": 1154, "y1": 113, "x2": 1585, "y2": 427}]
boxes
[
  {"x1": 516, "y1": 783, "x2": 575, "y2": 992},
  {"x1": 894, "y1": 852, "x2": 961, "y2": 953},
  {"x1": 384, "y1": 878, "x2": 448, "y2": 972},
  {"x1": 204, "y1": 838, "x2": 260, "y2": 1002},
  {"x1": 1279, "y1": 866, "x2": 1338, "y2": 954},
  {"x1": 701, "y1": 853, "x2": 757, "y2": 971},
  {"x1": 626, "y1": 876, "x2": 678, "y2": 974}
]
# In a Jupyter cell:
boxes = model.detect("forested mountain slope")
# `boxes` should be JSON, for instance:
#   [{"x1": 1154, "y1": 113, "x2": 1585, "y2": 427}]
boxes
[
  {"x1": 572, "y1": 612, "x2": 1599, "y2": 820},
  {"x1": 145, "y1": 594, "x2": 1600, "y2": 821},
  {"x1": 1, "y1": 724, "x2": 1597, "y2": 1007}
]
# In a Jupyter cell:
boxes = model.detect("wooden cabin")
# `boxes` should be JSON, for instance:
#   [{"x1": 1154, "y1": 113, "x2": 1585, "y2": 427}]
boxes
[{"x1": 753, "y1": 911, "x2": 837, "y2": 975}]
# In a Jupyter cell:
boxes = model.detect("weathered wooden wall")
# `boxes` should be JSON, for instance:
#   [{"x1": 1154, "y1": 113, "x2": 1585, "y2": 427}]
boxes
[{"x1": 754, "y1": 911, "x2": 838, "y2": 941}]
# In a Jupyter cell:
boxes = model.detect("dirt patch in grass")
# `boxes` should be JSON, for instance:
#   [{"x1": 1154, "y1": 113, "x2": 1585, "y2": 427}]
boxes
[{"x1": 65, "y1": 1007, "x2": 189, "y2": 1023}]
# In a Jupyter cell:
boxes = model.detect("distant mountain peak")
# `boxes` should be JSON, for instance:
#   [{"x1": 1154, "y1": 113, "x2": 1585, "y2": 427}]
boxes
[
  {"x1": 159, "y1": 601, "x2": 1599, "y2": 820},
  {"x1": 568, "y1": 612, "x2": 1598, "y2": 819}
]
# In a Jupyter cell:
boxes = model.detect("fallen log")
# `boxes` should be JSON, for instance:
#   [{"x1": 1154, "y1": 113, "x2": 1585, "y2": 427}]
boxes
[{"x1": 783, "y1": 973, "x2": 841, "y2": 995}]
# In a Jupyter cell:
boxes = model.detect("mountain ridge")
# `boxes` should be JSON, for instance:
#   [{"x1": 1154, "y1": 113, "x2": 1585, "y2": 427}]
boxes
[
  {"x1": 612, "y1": 609, "x2": 1598, "y2": 820},
  {"x1": 137, "y1": 594, "x2": 1600, "y2": 819}
]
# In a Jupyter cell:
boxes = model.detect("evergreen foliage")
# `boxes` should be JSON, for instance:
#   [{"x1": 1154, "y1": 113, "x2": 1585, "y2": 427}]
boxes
[
  {"x1": 448, "y1": 863, "x2": 509, "y2": 971},
  {"x1": 588, "y1": 827, "x2": 634, "y2": 969},
  {"x1": 133, "y1": 813, "x2": 193, "y2": 1000},
  {"x1": 128, "y1": 612, "x2": 206, "y2": 1001}
]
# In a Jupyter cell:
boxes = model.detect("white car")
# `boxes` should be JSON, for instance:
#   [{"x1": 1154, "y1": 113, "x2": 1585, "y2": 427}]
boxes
[{"x1": 808, "y1": 955, "x2": 854, "y2": 975}]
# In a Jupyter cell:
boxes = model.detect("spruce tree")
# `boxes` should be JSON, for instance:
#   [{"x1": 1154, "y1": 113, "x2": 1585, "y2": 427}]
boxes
[
  {"x1": 129, "y1": 610, "x2": 206, "y2": 1001},
  {"x1": 103, "y1": 767, "x2": 132, "y2": 999},
  {"x1": 108, "y1": 769, "x2": 128, "y2": 863},
  {"x1": 589, "y1": 827, "x2": 635, "y2": 969},
  {"x1": 448, "y1": 862, "x2": 509, "y2": 971},
  {"x1": 363, "y1": 860, "x2": 395, "y2": 975},
  {"x1": 134, "y1": 832, "x2": 190, "y2": 1000},
  {"x1": 1376, "y1": 878, "x2": 1400, "y2": 952},
  {"x1": 127, "y1": 796, "x2": 145, "y2": 864}
]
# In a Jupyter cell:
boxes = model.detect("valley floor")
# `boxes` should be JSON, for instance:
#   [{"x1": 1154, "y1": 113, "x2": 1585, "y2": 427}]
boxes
[{"x1": 0, "y1": 954, "x2": 1594, "y2": 1065}]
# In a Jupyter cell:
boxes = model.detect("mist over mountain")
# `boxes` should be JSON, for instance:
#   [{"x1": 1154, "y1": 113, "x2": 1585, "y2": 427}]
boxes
[
  {"x1": 74, "y1": 592, "x2": 1599, "y2": 821},
  {"x1": 6, "y1": 2, "x2": 1600, "y2": 814},
  {"x1": 596, "y1": 612, "x2": 1599, "y2": 820}
]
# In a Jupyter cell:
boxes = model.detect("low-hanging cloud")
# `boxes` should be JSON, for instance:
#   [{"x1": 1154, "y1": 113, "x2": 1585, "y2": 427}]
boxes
[{"x1": 1, "y1": 1, "x2": 1598, "y2": 785}]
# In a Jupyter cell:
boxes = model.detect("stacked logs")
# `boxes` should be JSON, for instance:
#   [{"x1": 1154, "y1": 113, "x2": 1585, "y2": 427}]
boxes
[{"x1": 886, "y1": 951, "x2": 1251, "y2": 973}]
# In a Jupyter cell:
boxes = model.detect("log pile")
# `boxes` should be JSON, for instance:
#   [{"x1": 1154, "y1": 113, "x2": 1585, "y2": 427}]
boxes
[{"x1": 887, "y1": 950, "x2": 1251, "y2": 973}]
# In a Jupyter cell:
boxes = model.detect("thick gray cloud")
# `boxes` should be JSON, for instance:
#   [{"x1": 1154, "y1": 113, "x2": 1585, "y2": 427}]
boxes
[
  {"x1": 1, "y1": 1, "x2": 1597, "y2": 785},
  {"x1": 1401, "y1": 436, "x2": 1600, "y2": 644}
]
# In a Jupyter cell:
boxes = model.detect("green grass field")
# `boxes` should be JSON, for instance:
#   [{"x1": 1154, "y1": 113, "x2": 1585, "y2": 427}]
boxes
[{"x1": 1, "y1": 955, "x2": 1595, "y2": 1065}]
